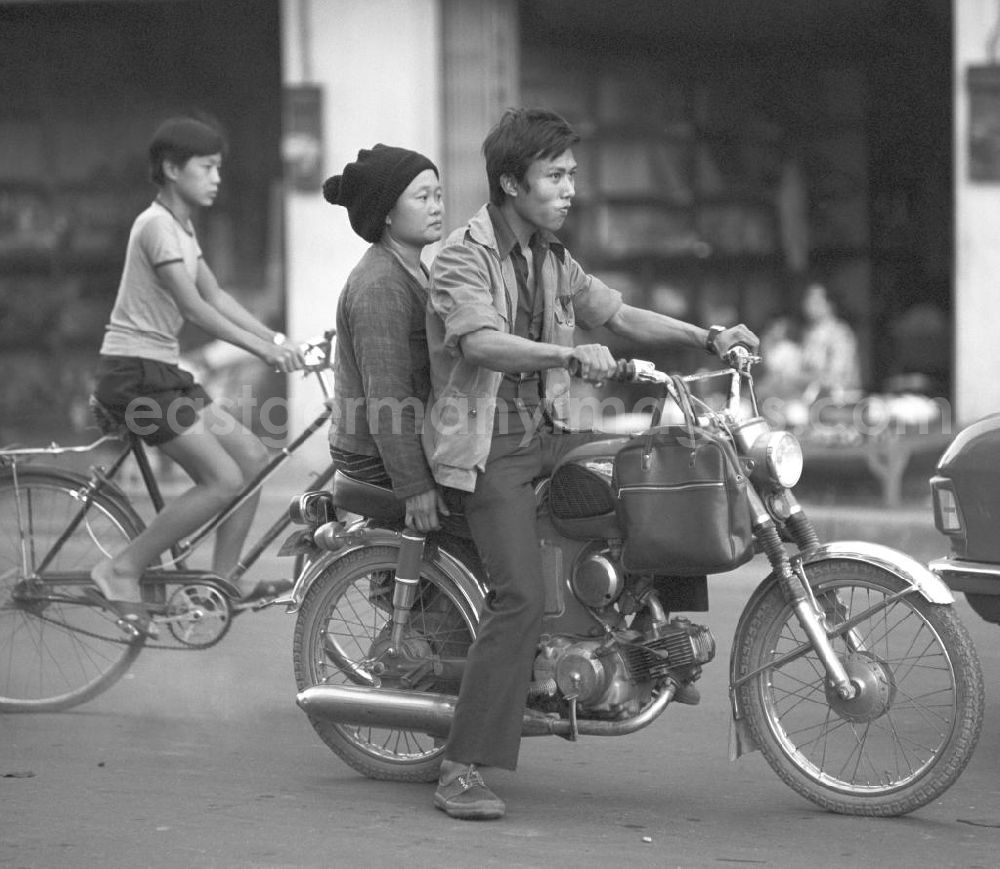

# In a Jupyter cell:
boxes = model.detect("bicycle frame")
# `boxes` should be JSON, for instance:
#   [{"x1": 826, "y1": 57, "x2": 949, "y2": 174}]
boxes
[{"x1": 1, "y1": 333, "x2": 338, "y2": 594}]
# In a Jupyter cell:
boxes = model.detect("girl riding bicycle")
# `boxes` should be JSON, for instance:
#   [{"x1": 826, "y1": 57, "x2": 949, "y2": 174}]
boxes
[{"x1": 89, "y1": 116, "x2": 306, "y2": 637}]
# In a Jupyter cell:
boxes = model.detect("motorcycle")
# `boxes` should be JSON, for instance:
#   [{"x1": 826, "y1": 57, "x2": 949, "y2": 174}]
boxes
[
  {"x1": 280, "y1": 350, "x2": 983, "y2": 816},
  {"x1": 930, "y1": 412, "x2": 1000, "y2": 624}
]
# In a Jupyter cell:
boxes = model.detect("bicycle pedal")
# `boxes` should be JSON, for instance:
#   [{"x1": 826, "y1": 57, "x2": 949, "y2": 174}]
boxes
[
  {"x1": 114, "y1": 617, "x2": 141, "y2": 637},
  {"x1": 231, "y1": 597, "x2": 276, "y2": 614}
]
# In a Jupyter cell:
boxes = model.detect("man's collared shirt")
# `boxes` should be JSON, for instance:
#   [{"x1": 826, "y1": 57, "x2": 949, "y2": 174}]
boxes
[{"x1": 423, "y1": 203, "x2": 623, "y2": 492}]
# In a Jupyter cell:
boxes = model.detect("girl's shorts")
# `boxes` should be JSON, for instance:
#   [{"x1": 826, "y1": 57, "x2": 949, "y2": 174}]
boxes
[{"x1": 93, "y1": 355, "x2": 211, "y2": 446}]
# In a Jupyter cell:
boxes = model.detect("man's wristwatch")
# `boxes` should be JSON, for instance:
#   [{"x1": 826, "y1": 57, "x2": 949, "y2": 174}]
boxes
[
  {"x1": 272, "y1": 332, "x2": 287, "y2": 346},
  {"x1": 705, "y1": 325, "x2": 725, "y2": 355}
]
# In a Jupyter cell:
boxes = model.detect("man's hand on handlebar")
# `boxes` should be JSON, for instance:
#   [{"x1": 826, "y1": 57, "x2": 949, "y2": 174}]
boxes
[
  {"x1": 710, "y1": 323, "x2": 760, "y2": 360},
  {"x1": 565, "y1": 344, "x2": 618, "y2": 385}
]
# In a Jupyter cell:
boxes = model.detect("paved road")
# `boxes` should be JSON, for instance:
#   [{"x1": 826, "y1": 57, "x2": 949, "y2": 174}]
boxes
[{"x1": 4, "y1": 500, "x2": 1000, "y2": 868}]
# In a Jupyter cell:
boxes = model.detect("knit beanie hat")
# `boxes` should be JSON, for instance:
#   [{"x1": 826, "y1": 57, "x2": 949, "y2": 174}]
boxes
[{"x1": 322, "y1": 144, "x2": 438, "y2": 243}]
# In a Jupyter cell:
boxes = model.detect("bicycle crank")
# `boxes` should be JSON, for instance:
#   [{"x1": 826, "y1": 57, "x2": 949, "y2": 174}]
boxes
[{"x1": 164, "y1": 584, "x2": 233, "y2": 648}]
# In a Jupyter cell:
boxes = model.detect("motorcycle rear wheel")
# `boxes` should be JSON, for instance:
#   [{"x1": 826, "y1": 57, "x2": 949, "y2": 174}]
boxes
[
  {"x1": 735, "y1": 558, "x2": 983, "y2": 816},
  {"x1": 292, "y1": 544, "x2": 477, "y2": 782}
]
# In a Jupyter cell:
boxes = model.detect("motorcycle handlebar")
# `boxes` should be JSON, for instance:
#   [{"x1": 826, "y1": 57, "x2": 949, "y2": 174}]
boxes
[{"x1": 574, "y1": 349, "x2": 760, "y2": 385}]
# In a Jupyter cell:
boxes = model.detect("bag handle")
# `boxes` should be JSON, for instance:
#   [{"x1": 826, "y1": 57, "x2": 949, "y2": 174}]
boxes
[
  {"x1": 644, "y1": 374, "x2": 698, "y2": 461},
  {"x1": 650, "y1": 375, "x2": 694, "y2": 427}
]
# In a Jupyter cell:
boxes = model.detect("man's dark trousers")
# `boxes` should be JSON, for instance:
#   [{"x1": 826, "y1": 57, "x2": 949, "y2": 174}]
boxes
[{"x1": 444, "y1": 422, "x2": 597, "y2": 770}]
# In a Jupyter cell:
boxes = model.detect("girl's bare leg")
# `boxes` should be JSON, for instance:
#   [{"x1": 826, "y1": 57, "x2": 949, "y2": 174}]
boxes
[
  {"x1": 195, "y1": 403, "x2": 270, "y2": 580},
  {"x1": 91, "y1": 410, "x2": 249, "y2": 603}
]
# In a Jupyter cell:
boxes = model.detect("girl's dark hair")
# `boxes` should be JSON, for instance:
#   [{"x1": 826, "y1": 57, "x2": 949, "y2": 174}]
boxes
[
  {"x1": 148, "y1": 117, "x2": 227, "y2": 185},
  {"x1": 482, "y1": 108, "x2": 579, "y2": 205}
]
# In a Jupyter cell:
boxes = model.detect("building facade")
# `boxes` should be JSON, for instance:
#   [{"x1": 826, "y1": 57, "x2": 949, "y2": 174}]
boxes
[{"x1": 0, "y1": 0, "x2": 992, "y2": 455}]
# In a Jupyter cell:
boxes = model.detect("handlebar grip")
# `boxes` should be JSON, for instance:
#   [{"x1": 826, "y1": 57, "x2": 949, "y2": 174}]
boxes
[
  {"x1": 567, "y1": 357, "x2": 635, "y2": 382},
  {"x1": 723, "y1": 344, "x2": 759, "y2": 369},
  {"x1": 612, "y1": 359, "x2": 635, "y2": 382}
]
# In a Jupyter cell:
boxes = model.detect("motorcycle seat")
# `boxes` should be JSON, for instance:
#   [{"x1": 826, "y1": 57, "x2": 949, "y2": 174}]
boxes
[{"x1": 332, "y1": 470, "x2": 405, "y2": 522}]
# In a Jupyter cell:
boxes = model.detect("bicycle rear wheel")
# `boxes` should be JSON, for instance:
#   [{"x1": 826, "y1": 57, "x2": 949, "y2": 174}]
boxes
[{"x1": 0, "y1": 467, "x2": 147, "y2": 711}]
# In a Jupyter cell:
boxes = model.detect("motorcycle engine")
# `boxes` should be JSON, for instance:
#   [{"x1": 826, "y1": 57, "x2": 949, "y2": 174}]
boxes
[{"x1": 531, "y1": 618, "x2": 715, "y2": 717}]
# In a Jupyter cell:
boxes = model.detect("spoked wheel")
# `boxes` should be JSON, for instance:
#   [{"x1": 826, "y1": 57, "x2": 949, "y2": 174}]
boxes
[
  {"x1": 736, "y1": 559, "x2": 984, "y2": 816},
  {"x1": 0, "y1": 468, "x2": 147, "y2": 711},
  {"x1": 293, "y1": 544, "x2": 477, "y2": 781}
]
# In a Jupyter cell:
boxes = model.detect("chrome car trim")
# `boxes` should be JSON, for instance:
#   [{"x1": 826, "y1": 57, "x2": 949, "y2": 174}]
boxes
[{"x1": 929, "y1": 556, "x2": 1000, "y2": 595}]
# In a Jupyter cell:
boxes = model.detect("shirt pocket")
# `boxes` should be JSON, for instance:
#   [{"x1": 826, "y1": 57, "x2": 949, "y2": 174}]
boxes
[{"x1": 554, "y1": 292, "x2": 575, "y2": 327}]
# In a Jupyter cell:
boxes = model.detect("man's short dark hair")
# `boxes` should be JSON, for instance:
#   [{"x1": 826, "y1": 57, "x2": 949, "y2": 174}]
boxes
[
  {"x1": 149, "y1": 117, "x2": 228, "y2": 185},
  {"x1": 482, "y1": 108, "x2": 580, "y2": 206}
]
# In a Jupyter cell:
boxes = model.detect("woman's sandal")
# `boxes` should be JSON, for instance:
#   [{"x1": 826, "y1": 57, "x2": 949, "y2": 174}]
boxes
[{"x1": 81, "y1": 587, "x2": 159, "y2": 639}]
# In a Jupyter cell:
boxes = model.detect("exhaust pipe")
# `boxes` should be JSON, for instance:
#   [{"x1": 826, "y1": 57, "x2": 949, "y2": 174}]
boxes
[{"x1": 296, "y1": 682, "x2": 675, "y2": 738}]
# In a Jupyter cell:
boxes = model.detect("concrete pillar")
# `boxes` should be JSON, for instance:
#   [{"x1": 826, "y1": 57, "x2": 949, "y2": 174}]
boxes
[
  {"x1": 440, "y1": 0, "x2": 520, "y2": 226},
  {"x1": 955, "y1": 0, "x2": 1000, "y2": 424},
  {"x1": 280, "y1": 0, "x2": 442, "y2": 465}
]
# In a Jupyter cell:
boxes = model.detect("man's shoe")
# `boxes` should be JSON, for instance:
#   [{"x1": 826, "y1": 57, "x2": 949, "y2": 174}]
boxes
[{"x1": 433, "y1": 765, "x2": 505, "y2": 820}]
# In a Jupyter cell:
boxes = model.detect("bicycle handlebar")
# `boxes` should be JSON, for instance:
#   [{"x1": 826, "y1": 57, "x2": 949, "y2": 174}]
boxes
[{"x1": 299, "y1": 328, "x2": 336, "y2": 373}]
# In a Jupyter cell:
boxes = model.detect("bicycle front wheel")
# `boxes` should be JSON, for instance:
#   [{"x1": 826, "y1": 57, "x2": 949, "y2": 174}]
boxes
[{"x1": 0, "y1": 467, "x2": 147, "y2": 711}]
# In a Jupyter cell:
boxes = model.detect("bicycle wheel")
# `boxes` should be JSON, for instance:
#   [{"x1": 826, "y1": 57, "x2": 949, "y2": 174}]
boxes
[
  {"x1": 293, "y1": 544, "x2": 477, "y2": 782},
  {"x1": 735, "y1": 558, "x2": 984, "y2": 816},
  {"x1": 0, "y1": 467, "x2": 147, "y2": 711}
]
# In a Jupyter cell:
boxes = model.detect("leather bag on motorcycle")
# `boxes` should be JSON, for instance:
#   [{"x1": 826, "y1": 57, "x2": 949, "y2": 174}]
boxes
[{"x1": 612, "y1": 375, "x2": 754, "y2": 575}]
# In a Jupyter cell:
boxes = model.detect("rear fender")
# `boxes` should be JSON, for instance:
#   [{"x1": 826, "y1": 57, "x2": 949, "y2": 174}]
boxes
[{"x1": 280, "y1": 527, "x2": 487, "y2": 618}]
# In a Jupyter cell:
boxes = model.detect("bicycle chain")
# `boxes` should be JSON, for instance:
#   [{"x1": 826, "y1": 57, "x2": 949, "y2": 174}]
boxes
[{"x1": 29, "y1": 607, "x2": 209, "y2": 651}]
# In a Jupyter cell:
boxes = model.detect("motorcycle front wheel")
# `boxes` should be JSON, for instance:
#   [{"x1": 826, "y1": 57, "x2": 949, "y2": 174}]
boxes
[
  {"x1": 735, "y1": 558, "x2": 983, "y2": 816},
  {"x1": 292, "y1": 544, "x2": 478, "y2": 782}
]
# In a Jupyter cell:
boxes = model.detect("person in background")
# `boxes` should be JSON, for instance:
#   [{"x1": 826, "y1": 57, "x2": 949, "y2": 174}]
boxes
[
  {"x1": 424, "y1": 107, "x2": 759, "y2": 820},
  {"x1": 322, "y1": 145, "x2": 450, "y2": 532},
  {"x1": 757, "y1": 280, "x2": 862, "y2": 430},
  {"x1": 798, "y1": 280, "x2": 862, "y2": 405},
  {"x1": 90, "y1": 117, "x2": 305, "y2": 637}
]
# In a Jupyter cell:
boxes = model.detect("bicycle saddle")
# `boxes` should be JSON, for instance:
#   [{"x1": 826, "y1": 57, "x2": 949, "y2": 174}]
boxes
[{"x1": 88, "y1": 394, "x2": 128, "y2": 438}]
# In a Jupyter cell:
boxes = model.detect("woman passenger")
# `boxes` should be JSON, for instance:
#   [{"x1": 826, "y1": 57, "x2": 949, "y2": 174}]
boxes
[{"x1": 322, "y1": 145, "x2": 450, "y2": 532}]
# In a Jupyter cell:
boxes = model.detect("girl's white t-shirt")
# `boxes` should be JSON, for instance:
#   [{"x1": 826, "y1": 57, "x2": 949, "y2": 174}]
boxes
[{"x1": 100, "y1": 200, "x2": 201, "y2": 364}]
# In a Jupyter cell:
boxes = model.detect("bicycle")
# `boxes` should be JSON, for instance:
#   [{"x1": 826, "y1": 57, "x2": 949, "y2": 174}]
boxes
[{"x1": 0, "y1": 331, "x2": 337, "y2": 712}]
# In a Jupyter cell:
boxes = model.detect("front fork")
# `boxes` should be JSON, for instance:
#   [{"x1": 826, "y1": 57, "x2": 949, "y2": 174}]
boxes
[{"x1": 748, "y1": 488, "x2": 857, "y2": 701}]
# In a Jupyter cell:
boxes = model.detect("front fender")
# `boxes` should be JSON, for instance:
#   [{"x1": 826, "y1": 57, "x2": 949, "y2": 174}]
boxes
[
  {"x1": 280, "y1": 527, "x2": 488, "y2": 619},
  {"x1": 800, "y1": 541, "x2": 954, "y2": 605},
  {"x1": 727, "y1": 540, "x2": 955, "y2": 759}
]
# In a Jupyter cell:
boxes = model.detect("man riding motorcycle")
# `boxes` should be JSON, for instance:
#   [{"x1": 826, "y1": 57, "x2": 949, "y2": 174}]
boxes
[{"x1": 423, "y1": 107, "x2": 759, "y2": 819}]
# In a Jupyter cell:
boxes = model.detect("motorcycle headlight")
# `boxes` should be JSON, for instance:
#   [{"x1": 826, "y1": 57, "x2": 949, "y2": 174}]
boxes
[{"x1": 751, "y1": 431, "x2": 803, "y2": 488}]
